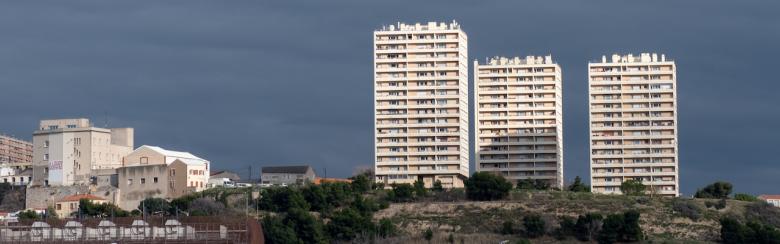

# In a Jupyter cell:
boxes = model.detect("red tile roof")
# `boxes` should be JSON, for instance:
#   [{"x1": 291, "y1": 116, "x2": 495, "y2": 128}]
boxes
[
  {"x1": 58, "y1": 194, "x2": 105, "y2": 202},
  {"x1": 758, "y1": 195, "x2": 780, "y2": 200}
]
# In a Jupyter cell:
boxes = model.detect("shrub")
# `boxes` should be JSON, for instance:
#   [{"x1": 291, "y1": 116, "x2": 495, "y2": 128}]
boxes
[
  {"x1": 326, "y1": 207, "x2": 372, "y2": 241},
  {"x1": 388, "y1": 183, "x2": 415, "y2": 202},
  {"x1": 17, "y1": 210, "x2": 41, "y2": 220},
  {"x1": 414, "y1": 179, "x2": 427, "y2": 197},
  {"x1": 568, "y1": 176, "x2": 590, "y2": 192},
  {"x1": 285, "y1": 208, "x2": 327, "y2": 244},
  {"x1": 720, "y1": 217, "x2": 780, "y2": 244},
  {"x1": 432, "y1": 180, "x2": 444, "y2": 192},
  {"x1": 263, "y1": 215, "x2": 303, "y2": 244},
  {"x1": 575, "y1": 213, "x2": 603, "y2": 241},
  {"x1": 350, "y1": 174, "x2": 372, "y2": 193},
  {"x1": 138, "y1": 198, "x2": 170, "y2": 215},
  {"x1": 501, "y1": 220, "x2": 516, "y2": 235},
  {"x1": 423, "y1": 228, "x2": 434, "y2": 241},
  {"x1": 672, "y1": 199, "x2": 702, "y2": 221},
  {"x1": 554, "y1": 216, "x2": 576, "y2": 240},
  {"x1": 377, "y1": 218, "x2": 396, "y2": 238},
  {"x1": 523, "y1": 215, "x2": 546, "y2": 238},
  {"x1": 464, "y1": 172, "x2": 513, "y2": 201},
  {"x1": 734, "y1": 193, "x2": 758, "y2": 202},
  {"x1": 619, "y1": 180, "x2": 646, "y2": 196},
  {"x1": 745, "y1": 201, "x2": 780, "y2": 227},
  {"x1": 189, "y1": 197, "x2": 226, "y2": 216},
  {"x1": 716, "y1": 198, "x2": 727, "y2": 210},
  {"x1": 597, "y1": 210, "x2": 643, "y2": 244},
  {"x1": 694, "y1": 181, "x2": 732, "y2": 199}
]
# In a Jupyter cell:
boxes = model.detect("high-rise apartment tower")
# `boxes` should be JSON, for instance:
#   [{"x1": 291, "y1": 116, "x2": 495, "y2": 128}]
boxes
[
  {"x1": 588, "y1": 53, "x2": 679, "y2": 196},
  {"x1": 373, "y1": 21, "x2": 469, "y2": 188},
  {"x1": 474, "y1": 56, "x2": 564, "y2": 188}
]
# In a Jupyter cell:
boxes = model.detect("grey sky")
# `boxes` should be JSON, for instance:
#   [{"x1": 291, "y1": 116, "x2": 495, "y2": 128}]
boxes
[{"x1": 1, "y1": 0, "x2": 778, "y2": 195}]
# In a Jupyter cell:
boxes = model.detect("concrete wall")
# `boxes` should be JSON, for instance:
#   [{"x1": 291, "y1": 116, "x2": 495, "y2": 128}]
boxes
[{"x1": 117, "y1": 164, "x2": 169, "y2": 210}]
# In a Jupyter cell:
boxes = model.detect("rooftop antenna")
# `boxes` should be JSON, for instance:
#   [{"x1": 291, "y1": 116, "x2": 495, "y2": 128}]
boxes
[{"x1": 103, "y1": 111, "x2": 108, "y2": 127}]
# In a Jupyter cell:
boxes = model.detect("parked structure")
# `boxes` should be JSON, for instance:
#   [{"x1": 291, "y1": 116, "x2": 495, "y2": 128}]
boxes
[
  {"x1": 31, "y1": 118, "x2": 134, "y2": 186},
  {"x1": 0, "y1": 135, "x2": 33, "y2": 185},
  {"x1": 373, "y1": 21, "x2": 470, "y2": 188},
  {"x1": 116, "y1": 145, "x2": 209, "y2": 210},
  {"x1": 53, "y1": 194, "x2": 107, "y2": 218},
  {"x1": 261, "y1": 165, "x2": 315, "y2": 186},
  {"x1": 759, "y1": 195, "x2": 780, "y2": 208},
  {"x1": 588, "y1": 53, "x2": 679, "y2": 196},
  {"x1": 474, "y1": 56, "x2": 564, "y2": 188}
]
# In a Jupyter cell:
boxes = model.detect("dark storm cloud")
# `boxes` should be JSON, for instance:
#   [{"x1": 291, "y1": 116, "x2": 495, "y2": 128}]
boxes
[{"x1": 1, "y1": 0, "x2": 778, "y2": 195}]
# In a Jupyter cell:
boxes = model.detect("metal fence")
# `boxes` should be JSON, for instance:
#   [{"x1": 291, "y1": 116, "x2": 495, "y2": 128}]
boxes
[{"x1": 0, "y1": 216, "x2": 262, "y2": 244}]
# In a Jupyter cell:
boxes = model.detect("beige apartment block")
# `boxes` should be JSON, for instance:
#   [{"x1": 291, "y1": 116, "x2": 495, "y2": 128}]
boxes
[
  {"x1": 373, "y1": 21, "x2": 469, "y2": 188},
  {"x1": 588, "y1": 53, "x2": 679, "y2": 196},
  {"x1": 117, "y1": 145, "x2": 209, "y2": 210},
  {"x1": 0, "y1": 135, "x2": 33, "y2": 185},
  {"x1": 31, "y1": 118, "x2": 134, "y2": 186},
  {"x1": 474, "y1": 56, "x2": 564, "y2": 188}
]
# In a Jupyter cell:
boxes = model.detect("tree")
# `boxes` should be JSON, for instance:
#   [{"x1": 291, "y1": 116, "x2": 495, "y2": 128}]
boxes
[
  {"x1": 326, "y1": 207, "x2": 373, "y2": 241},
  {"x1": 377, "y1": 218, "x2": 397, "y2": 238},
  {"x1": 285, "y1": 208, "x2": 327, "y2": 244},
  {"x1": 720, "y1": 217, "x2": 780, "y2": 244},
  {"x1": 501, "y1": 220, "x2": 516, "y2": 235},
  {"x1": 351, "y1": 174, "x2": 372, "y2": 193},
  {"x1": 568, "y1": 176, "x2": 590, "y2": 192},
  {"x1": 523, "y1": 215, "x2": 546, "y2": 238},
  {"x1": 80, "y1": 199, "x2": 129, "y2": 217},
  {"x1": 598, "y1": 214, "x2": 623, "y2": 244},
  {"x1": 554, "y1": 216, "x2": 576, "y2": 240},
  {"x1": 303, "y1": 185, "x2": 330, "y2": 212},
  {"x1": 388, "y1": 183, "x2": 415, "y2": 202},
  {"x1": 413, "y1": 179, "x2": 428, "y2": 197},
  {"x1": 694, "y1": 181, "x2": 732, "y2": 199},
  {"x1": 263, "y1": 215, "x2": 303, "y2": 244},
  {"x1": 621, "y1": 210, "x2": 643, "y2": 242},
  {"x1": 619, "y1": 180, "x2": 646, "y2": 196},
  {"x1": 516, "y1": 178, "x2": 535, "y2": 190},
  {"x1": 432, "y1": 180, "x2": 444, "y2": 192},
  {"x1": 533, "y1": 180, "x2": 551, "y2": 190},
  {"x1": 734, "y1": 193, "x2": 758, "y2": 202},
  {"x1": 138, "y1": 198, "x2": 170, "y2": 215},
  {"x1": 464, "y1": 172, "x2": 513, "y2": 201},
  {"x1": 575, "y1": 213, "x2": 603, "y2": 241}
]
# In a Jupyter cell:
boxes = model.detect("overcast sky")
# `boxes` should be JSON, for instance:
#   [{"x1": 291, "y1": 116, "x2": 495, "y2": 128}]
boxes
[{"x1": 1, "y1": 0, "x2": 778, "y2": 195}]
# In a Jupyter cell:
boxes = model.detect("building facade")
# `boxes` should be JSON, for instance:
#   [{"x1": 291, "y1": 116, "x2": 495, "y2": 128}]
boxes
[
  {"x1": 474, "y1": 56, "x2": 564, "y2": 188},
  {"x1": 0, "y1": 135, "x2": 33, "y2": 185},
  {"x1": 373, "y1": 21, "x2": 469, "y2": 188},
  {"x1": 588, "y1": 53, "x2": 679, "y2": 196},
  {"x1": 31, "y1": 119, "x2": 134, "y2": 186},
  {"x1": 54, "y1": 194, "x2": 107, "y2": 218},
  {"x1": 117, "y1": 145, "x2": 210, "y2": 210},
  {"x1": 759, "y1": 195, "x2": 780, "y2": 208},
  {"x1": 260, "y1": 166, "x2": 315, "y2": 186}
]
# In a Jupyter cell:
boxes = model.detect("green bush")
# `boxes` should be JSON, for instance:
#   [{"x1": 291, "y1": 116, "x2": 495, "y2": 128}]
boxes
[
  {"x1": 597, "y1": 210, "x2": 642, "y2": 244},
  {"x1": 423, "y1": 228, "x2": 434, "y2": 241},
  {"x1": 501, "y1": 220, "x2": 516, "y2": 235},
  {"x1": 432, "y1": 180, "x2": 444, "y2": 192},
  {"x1": 734, "y1": 193, "x2": 758, "y2": 202},
  {"x1": 388, "y1": 183, "x2": 415, "y2": 202},
  {"x1": 619, "y1": 180, "x2": 646, "y2": 196},
  {"x1": 138, "y1": 198, "x2": 170, "y2": 215},
  {"x1": 377, "y1": 218, "x2": 397, "y2": 238},
  {"x1": 720, "y1": 217, "x2": 780, "y2": 244},
  {"x1": 575, "y1": 213, "x2": 603, "y2": 241},
  {"x1": 523, "y1": 215, "x2": 546, "y2": 238},
  {"x1": 694, "y1": 181, "x2": 732, "y2": 199},
  {"x1": 464, "y1": 172, "x2": 513, "y2": 201},
  {"x1": 672, "y1": 199, "x2": 702, "y2": 221},
  {"x1": 263, "y1": 215, "x2": 302, "y2": 244}
]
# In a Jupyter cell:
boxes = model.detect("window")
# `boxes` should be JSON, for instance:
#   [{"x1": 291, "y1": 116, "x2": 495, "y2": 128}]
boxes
[
  {"x1": 44, "y1": 140, "x2": 49, "y2": 148},
  {"x1": 56, "y1": 204, "x2": 62, "y2": 210},
  {"x1": 127, "y1": 179, "x2": 133, "y2": 185},
  {"x1": 140, "y1": 157, "x2": 149, "y2": 164},
  {"x1": 153, "y1": 177, "x2": 158, "y2": 183},
  {"x1": 141, "y1": 178, "x2": 146, "y2": 184},
  {"x1": 43, "y1": 154, "x2": 49, "y2": 160},
  {"x1": 48, "y1": 125, "x2": 59, "y2": 130}
]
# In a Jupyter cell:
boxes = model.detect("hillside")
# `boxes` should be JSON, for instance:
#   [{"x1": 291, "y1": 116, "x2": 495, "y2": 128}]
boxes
[{"x1": 371, "y1": 191, "x2": 780, "y2": 243}]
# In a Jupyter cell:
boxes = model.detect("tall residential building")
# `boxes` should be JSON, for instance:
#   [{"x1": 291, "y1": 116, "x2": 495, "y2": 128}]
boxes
[
  {"x1": 588, "y1": 53, "x2": 679, "y2": 196},
  {"x1": 373, "y1": 21, "x2": 469, "y2": 188},
  {"x1": 0, "y1": 135, "x2": 33, "y2": 185},
  {"x1": 474, "y1": 56, "x2": 564, "y2": 188},
  {"x1": 31, "y1": 118, "x2": 134, "y2": 186}
]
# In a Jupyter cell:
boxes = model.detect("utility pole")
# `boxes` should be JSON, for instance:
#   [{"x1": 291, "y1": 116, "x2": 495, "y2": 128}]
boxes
[{"x1": 248, "y1": 165, "x2": 252, "y2": 181}]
